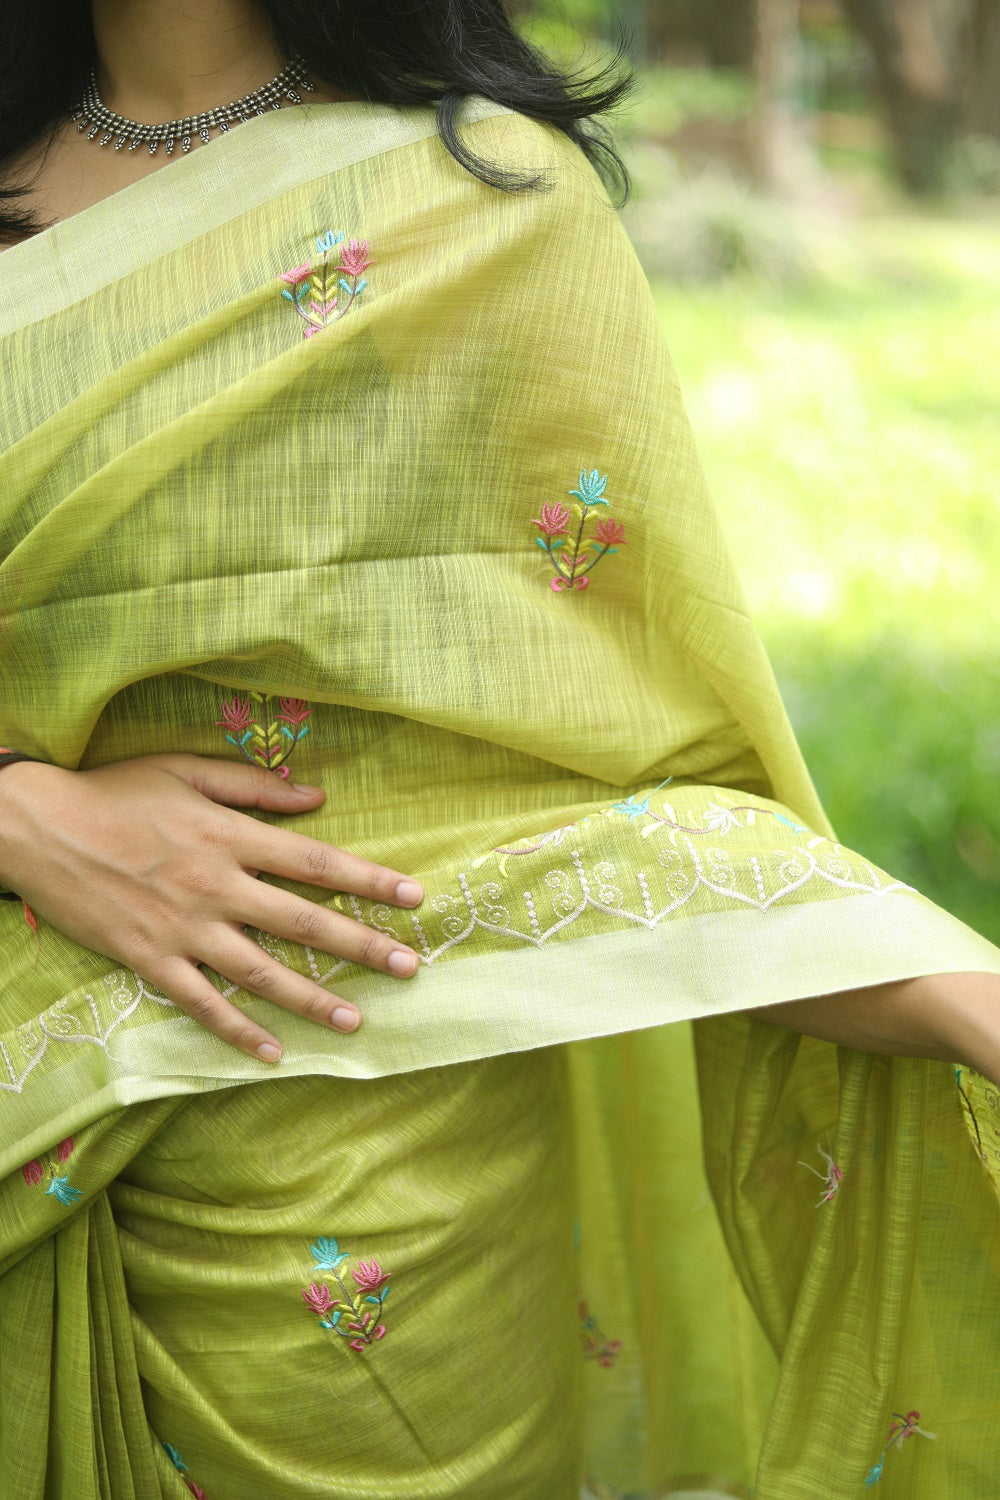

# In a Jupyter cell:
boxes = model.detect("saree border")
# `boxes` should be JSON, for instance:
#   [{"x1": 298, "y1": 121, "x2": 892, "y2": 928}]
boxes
[
  {"x1": 5, "y1": 884, "x2": 1000, "y2": 1177},
  {"x1": 0, "y1": 94, "x2": 514, "y2": 335}
]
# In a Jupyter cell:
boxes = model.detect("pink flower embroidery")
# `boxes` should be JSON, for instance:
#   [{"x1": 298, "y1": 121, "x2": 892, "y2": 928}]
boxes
[
  {"x1": 280, "y1": 263, "x2": 313, "y2": 285},
  {"x1": 531, "y1": 501, "x2": 570, "y2": 537},
  {"x1": 352, "y1": 1259, "x2": 390, "y2": 1294},
  {"x1": 578, "y1": 1297, "x2": 622, "y2": 1367},
  {"x1": 799, "y1": 1144, "x2": 844, "y2": 1207},
  {"x1": 594, "y1": 517, "x2": 626, "y2": 549},
  {"x1": 57, "y1": 1137, "x2": 74, "y2": 1162},
  {"x1": 22, "y1": 1159, "x2": 43, "y2": 1186},
  {"x1": 185, "y1": 1485, "x2": 207, "y2": 1500},
  {"x1": 216, "y1": 697, "x2": 254, "y2": 735},
  {"x1": 338, "y1": 239, "x2": 374, "y2": 278},
  {"x1": 276, "y1": 697, "x2": 313, "y2": 728},
  {"x1": 301, "y1": 1282, "x2": 335, "y2": 1316}
]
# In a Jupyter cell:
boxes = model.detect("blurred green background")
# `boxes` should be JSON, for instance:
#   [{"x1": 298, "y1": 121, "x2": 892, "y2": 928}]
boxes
[{"x1": 514, "y1": 0, "x2": 1000, "y2": 942}]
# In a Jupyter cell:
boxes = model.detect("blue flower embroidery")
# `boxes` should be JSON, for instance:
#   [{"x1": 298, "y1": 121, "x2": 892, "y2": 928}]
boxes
[
  {"x1": 163, "y1": 1443, "x2": 188, "y2": 1473},
  {"x1": 611, "y1": 779, "x2": 673, "y2": 822},
  {"x1": 45, "y1": 1175, "x2": 82, "y2": 1206},
  {"x1": 316, "y1": 230, "x2": 345, "y2": 254},
  {"x1": 311, "y1": 1236, "x2": 350, "y2": 1272},
  {"x1": 568, "y1": 468, "x2": 610, "y2": 507},
  {"x1": 864, "y1": 1455, "x2": 885, "y2": 1488},
  {"x1": 611, "y1": 795, "x2": 654, "y2": 820}
]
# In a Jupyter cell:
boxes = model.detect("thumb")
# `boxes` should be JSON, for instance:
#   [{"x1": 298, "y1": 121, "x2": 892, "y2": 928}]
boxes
[{"x1": 161, "y1": 754, "x2": 326, "y2": 813}]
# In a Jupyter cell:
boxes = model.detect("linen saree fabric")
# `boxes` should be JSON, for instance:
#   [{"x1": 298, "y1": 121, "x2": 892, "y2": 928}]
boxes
[{"x1": 2, "y1": 94, "x2": 1000, "y2": 1499}]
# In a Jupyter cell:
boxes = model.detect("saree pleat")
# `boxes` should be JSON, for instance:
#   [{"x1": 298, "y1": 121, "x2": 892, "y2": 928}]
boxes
[
  {"x1": 3, "y1": 93, "x2": 1000, "y2": 1496},
  {"x1": 0, "y1": 1102, "x2": 182, "y2": 1499},
  {"x1": 695, "y1": 1021, "x2": 1000, "y2": 1495},
  {"x1": 112, "y1": 1055, "x2": 582, "y2": 1498}
]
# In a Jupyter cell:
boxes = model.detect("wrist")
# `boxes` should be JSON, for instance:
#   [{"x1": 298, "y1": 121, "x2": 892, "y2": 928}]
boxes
[{"x1": 0, "y1": 760, "x2": 67, "y2": 894}]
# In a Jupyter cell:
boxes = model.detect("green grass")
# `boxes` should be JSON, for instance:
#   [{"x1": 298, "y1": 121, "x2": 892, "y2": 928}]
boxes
[{"x1": 651, "y1": 215, "x2": 1000, "y2": 942}]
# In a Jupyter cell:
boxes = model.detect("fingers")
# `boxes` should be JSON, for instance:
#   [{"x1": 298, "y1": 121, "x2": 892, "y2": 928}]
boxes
[
  {"x1": 153, "y1": 946, "x2": 363, "y2": 1064},
  {"x1": 157, "y1": 754, "x2": 328, "y2": 815},
  {"x1": 239, "y1": 884, "x2": 420, "y2": 976},
  {"x1": 199, "y1": 935, "x2": 364, "y2": 1034},
  {"x1": 150, "y1": 959, "x2": 289, "y2": 1062},
  {"x1": 235, "y1": 821, "x2": 424, "y2": 907},
  {"x1": 154, "y1": 755, "x2": 424, "y2": 907}
]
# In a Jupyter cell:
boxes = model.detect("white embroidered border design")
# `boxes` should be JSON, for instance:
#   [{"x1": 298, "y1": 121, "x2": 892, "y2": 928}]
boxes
[
  {"x1": 0, "y1": 834, "x2": 913, "y2": 1096},
  {"x1": 0, "y1": 971, "x2": 174, "y2": 1096}
]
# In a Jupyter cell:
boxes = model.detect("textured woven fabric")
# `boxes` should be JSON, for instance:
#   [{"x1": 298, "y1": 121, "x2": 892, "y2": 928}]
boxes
[{"x1": 1, "y1": 95, "x2": 1000, "y2": 1497}]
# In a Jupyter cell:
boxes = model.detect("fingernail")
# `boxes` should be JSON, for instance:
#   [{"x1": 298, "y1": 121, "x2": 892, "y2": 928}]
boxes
[
  {"x1": 257, "y1": 1042, "x2": 283, "y2": 1061},
  {"x1": 331, "y1": 1005, "x2": 361, "y2": 1032},
  {"x1": 291, "y1": 782, "x2": 321, "y2": 795},
  {"x1": 395, "y1": 880, "x2": 423, "y2": 905},
  {"x1": 388, "y1": 949, "x2": 419, "y2": 976}
]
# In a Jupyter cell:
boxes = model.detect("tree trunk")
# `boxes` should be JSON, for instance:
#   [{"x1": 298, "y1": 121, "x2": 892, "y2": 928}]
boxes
[
  {"x1": 752, "y1": 0, "x2": 818, "y2": 193},
  {"x1": 839, "y1": 0, "x2": 977, "y2": 192},
  {"x1": 962, "y1": 0, "x2": 1000, "y2": 137}
]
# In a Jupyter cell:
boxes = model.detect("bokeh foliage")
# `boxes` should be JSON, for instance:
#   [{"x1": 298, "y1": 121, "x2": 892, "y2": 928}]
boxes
[{"x1": 656, "y1": 221, "x2": 1000, "y2": 943}]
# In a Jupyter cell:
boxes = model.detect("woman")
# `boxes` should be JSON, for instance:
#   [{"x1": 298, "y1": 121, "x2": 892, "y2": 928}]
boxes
[{"x1": 2, "y1": 3, "x2": 1000, "y2": 1496}]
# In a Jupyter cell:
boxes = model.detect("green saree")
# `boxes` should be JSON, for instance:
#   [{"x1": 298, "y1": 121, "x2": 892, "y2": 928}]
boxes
[{"x1": 2, "y1": 94, "x2": 1000, "y2": 1498}]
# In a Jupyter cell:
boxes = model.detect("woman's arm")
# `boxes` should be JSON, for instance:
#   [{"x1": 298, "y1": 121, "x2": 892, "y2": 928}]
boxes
[
  {"x1": 758, "y1": 972, "x2": 1000, "y2": 1088},
  {"x1": 0, "y1": 754, "x2": 424, "y2": 1062}
]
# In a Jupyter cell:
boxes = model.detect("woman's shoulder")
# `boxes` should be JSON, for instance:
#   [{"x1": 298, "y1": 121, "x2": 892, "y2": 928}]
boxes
[{"x1": 458, "y1": 96, "x2": 591, "y2": 175}]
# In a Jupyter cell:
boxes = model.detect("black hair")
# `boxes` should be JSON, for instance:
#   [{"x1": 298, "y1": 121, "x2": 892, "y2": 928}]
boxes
[{"x1": 0, "y1": 1, "x2": 637, "y2": 242}]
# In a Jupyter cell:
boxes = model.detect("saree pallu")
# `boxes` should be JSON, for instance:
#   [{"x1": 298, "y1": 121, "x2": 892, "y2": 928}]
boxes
[{"x1": 2, "y1": 95, "x2": 1000, "y2": 1497}]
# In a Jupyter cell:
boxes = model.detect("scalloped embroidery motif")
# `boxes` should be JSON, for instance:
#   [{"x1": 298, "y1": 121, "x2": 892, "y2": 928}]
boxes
[{"x1": 0, "y1": 791, "x2": 916, "y2": 1095}]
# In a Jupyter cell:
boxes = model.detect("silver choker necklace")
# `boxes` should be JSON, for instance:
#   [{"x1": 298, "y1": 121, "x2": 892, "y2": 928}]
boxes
[{"x1": 70, "y1": 53, "x2": 316, "y2": 157}]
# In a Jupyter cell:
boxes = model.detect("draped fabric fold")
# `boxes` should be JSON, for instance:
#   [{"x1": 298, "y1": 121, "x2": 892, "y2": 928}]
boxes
[{"x1": 2, "y1": 94, "x2": 999, "y2": 1496}]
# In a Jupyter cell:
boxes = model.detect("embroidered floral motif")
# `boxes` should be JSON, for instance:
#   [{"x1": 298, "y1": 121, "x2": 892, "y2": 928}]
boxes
[
  {"x1": 532, "y1": 467, "x2": 625, "y2": 593},
  {"x1": 21, "y1": 1136, "x2": 80, "y2": 1206},
  {"x1": 578, "y1": 1298, "x2": 622, "y2": 1368},
  {"x1": 487, "y1": 789, "x2": 810, "y2": 876},
  {"x1": 300, "y1": 1236, "x2": 391, "y2": 1352},
  {"x1": 280, "y1": 229, "x2": 373, "y2": 339},
  {"x1": 608, "y1": 790, "x2": 807, "y2": 843},
  {"x1": 216, "y1": 691, "x2": 312, "y2": 779},
  {"x1": 865, "y1": 1410, "x2": 937, "y2": 1487},
  {"x1": 163, "y1": 1441, "x2": 208, "y2": 1498},
  {"x1": 798, "y1": 1143, "x2": 844, "y2": 1206}
]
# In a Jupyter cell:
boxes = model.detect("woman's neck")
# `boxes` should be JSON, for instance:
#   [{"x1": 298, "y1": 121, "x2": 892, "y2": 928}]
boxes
[{"x1": 91, "y1": 0, "x2": 284, "y2": 122}]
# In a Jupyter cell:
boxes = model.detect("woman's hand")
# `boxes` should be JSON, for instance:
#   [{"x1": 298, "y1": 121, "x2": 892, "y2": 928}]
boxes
[
  {"x1": 0, "y1": 754, "x2": 426, "y2": 1062},
  {"x1": 758, "y1": 971, "x2": 1000, "y2": 1089}
]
